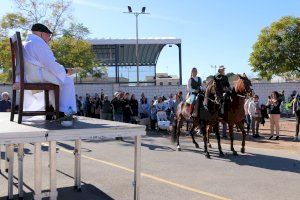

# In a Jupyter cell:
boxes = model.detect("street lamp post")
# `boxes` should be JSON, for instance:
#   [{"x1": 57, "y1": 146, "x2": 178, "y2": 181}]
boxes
[{"x1": 124, "y1": 6, "x2": 149, "y2": 86}]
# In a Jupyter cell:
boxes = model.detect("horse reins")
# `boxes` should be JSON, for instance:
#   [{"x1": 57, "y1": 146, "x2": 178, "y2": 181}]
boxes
[{"x1": 198, "y1": 93, "x2": 219, "y2": 104}]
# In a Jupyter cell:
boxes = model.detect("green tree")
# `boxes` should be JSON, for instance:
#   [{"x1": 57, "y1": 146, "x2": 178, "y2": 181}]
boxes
[
  {"x1": 62, "y1": 23, "x2": 90, "y2": 40},
  {"x1": 0, "y1": 38, "x2": 12, "y2": 83},
  {"x1": 0, "y1": 0, "x2": 72, "y2": 36},
  {"x1": 50, "y1": 36, "x2": 102, "y2": 79},
  {"x1": 0, "y1": 0, "x2": 73, "y2": 83},
  {"x1": 249, "y1": 16, "x2": 300, "y2": 80},
  {"x1": 0, "y1": 0, "x2": 104, "y2": 83}
]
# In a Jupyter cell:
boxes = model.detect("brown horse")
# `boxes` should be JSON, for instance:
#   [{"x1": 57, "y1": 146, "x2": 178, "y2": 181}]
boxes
[
  {"x1": 171, "y1": 77, "x2": 223, "y2": 157},
  {"x1": 201, "y1": 78, "x2": 225, "y2": 158},
  {"x1": 221, "y1": 74, "x2": 252, "y2": 155}
]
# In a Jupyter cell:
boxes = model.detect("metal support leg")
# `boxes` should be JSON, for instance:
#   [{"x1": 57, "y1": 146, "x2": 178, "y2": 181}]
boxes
[
  {"x1": 134, "y1": 136, "x2": 141, "y2": 200},
  {"x1": 7, "y1": 144, "x2": 14, "y2": 200},
  {"x1": 49, "y1": 141, "x2": 58, "y2": 200},
  {"x1": 18, "y1": 144, "x2": 24, "y2": 200},
  {"x1": 5, "y1": 145, "x2": 9, "y2": 173},
  {"x1": 74, "y1": 139, "x2": 81, "y2": 191},
  {"x1": 34, "y1": 143, "x2": 42, "y2": 200}
]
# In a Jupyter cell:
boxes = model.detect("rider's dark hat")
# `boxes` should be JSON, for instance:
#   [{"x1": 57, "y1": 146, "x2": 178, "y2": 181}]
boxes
[{"x1": 31, "y1": 23, "x2": 52, "y2": 34}]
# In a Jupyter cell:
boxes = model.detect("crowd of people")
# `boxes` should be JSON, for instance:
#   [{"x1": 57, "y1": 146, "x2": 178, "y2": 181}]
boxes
[
  {"x1": 75, "y1": 91, "x2": 184, "y2": 130},
  {"x1": 0, "y1": 86, "x2": 300, "y2": 141},
  {"x1": 243, "y1": 90, "x2": 300, "y2": 141}
]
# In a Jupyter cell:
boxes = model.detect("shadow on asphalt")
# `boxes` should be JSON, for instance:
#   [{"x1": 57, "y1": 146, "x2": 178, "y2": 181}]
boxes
[
  {"x1": 121, "y1": 140, "x2": 175, "y2": 152},
  {"x1": 225, "y1": 152, "x2": 300, "y2": 174},
  {"x1": 0, "y1": 171, "x2": 113, "y2": 200},
  {"x1": 0, "y1": 184, "x2": 113, "y2": 200}
]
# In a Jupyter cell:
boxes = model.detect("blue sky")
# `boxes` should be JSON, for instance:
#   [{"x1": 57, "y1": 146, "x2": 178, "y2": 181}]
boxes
[{"x1": 1, "y1": 0, "x2": 300, "y2": 84}]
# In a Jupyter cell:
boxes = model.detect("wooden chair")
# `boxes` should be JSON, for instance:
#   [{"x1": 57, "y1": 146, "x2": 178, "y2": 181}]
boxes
[{"x1": 10, "y1": 31, "x2": 60, "y2": 124}]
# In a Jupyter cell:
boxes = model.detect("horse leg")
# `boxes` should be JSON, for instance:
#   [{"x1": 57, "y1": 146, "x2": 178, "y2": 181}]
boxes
[
  {"x1": 176, "y1": 118, "x2": 183, "y2": 151},
  {"x1": 237, "y1": 122, "x2": 246, "y2": 153},
  {"x1": 215, "y1": 123, "x2": 224, "y2": 157},
  {"x1": 202, "y1": 121, "x2": 210, "y2": 158},
  {"x1": 207, "y1": 125, "x2": 212, "y2": 148},
  {"x1": 171, "y1": 118, "x2": 177, "y2": 144},
  {"x1": 190, "y1": 121, "x2": 200, "y2": 148},
  {"x1": 229, "y1": 124, "x2": 238, "y2": 156}
]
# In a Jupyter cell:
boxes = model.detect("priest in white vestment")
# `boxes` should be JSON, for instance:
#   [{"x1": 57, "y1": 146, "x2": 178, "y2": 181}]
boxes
[{"x1": 22, "y1": 23, "x2": 77, "y2": 115}]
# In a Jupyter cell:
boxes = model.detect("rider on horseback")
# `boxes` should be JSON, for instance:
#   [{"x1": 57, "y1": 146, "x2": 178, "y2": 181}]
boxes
[
  {"x1": 186, "y1": 67, "x2": 202, "y2": 117},
  {"x1": 215, "y1": 66, "x2": 231, "y2": 115}
]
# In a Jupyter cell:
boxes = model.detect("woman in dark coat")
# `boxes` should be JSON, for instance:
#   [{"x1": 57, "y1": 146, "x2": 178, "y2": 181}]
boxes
[{"x1": 123, "y1": 93, "x2": 132, "y2": 123}]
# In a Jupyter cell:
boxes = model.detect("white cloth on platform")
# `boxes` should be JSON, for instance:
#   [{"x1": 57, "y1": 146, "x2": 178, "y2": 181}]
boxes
[{"x1": 22, "y1": 33, "x2": 77, "y2": 113}]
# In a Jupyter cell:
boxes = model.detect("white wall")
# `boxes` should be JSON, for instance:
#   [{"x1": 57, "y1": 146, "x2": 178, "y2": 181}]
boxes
[{"x1": 1, "y1": 82, "x2": 299, "y2": 102}]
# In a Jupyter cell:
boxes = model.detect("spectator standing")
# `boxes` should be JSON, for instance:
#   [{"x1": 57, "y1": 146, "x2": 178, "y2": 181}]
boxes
[
  {"x1": 292, "y1": 94, "x2": 300, "y2": 141},
  {"x1": 84, "y1": 93, "x2": 90, "y2": 115},
  {"x1": 77, "y1": 96, "x2": 84, "y2": 116},
  {"x1": 140, "y1": 93, "x2": 147, "y2": 103},
  {"x1": 221, "y1": 122, "x2": 227, "y2": 138},
  {"x1": 244, "y1": 96, "x2": 252, "y2": 134},
  {"x1": 266, "y1": 91, "x2": 282, "y2": 140},
  {"x1": 150, "y1": 100, "x2": 157, "y2": 130},
  {"x1": 101, "y1": 95, "x2": 113, "y2": 120},
  {"x1": 111, "y1": 92, "x2": 124, "y2": 122},
  {"x1": 177, "y1": 91, "x2": 184, "y2": 102},
  {"x1": 130, "y1": 94, "x2": 139, "y2": 123},
  {"x1": 173, "y1": 94, "x2": 182, "y2": 113},
  {"x1": 0, "y1": 92, "x2": 11, "y2": 112},
  {"x1": 123, "y1": 93, "x2": 132, "y2": 123},
  {"x1": 94, "y1": 94, "x2": 101, "y2": 118},
  {"x1": 156, "y1": 96, "x2": 167, "y2": 111},
  {"x1": 248, "y1": 94, "x2": 262, "y2": 138},
  {"x1": 260, "y1": 104, "x2": 268, "y2": 126},
  {"x1": 85, "y1": 96, "x2": 95, "y2": 117},
  {"x1": 139, "y1": 97, "x2": 150, "y2": 119},
  {"x1": 166, "y1": 94, "x2": 174, "y2": 119}
]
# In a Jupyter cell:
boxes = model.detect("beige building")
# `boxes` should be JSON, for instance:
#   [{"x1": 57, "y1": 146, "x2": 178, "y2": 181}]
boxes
[{"x1": 146, "y1": 73, "x2": 180, "y2": 86}]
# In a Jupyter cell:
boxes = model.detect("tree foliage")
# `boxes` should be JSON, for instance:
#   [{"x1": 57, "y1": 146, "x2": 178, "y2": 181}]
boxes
[
  {"x1": 0, "y1": 38, "x2": 12, "y2": 82},
  {"x1": 0, "y1": 0, "x2": 103, "y2": 83},
  {"x1": 1, "y1": 0, "x2": 72, "y2": 36},
  {"x1": 62, "y1": 23, "x2": 90, "y2": 39},
  {"x1": 50, "y1": 36, "x2": 102, "y2": 78},
  {"x1": 249, "y1": 16, "x2": 300, "y2": 80}
]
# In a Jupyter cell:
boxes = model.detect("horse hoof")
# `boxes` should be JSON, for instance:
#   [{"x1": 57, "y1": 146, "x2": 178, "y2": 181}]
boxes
[
  {"x1": 241, "y1": 148, "x2": 245, "y2": 154},
  {"x1": 208, "y1": 143, "x2": 212, "y2": 148},
  {"x1": 233, "y1": 151, "x2": 238, "y2": 156},
  {"x1": 177, "y1": 146, "x2": 182, "y2": 151},
  {"x1": 195, "y1": 143, "x2": 200, "y2": 148},
  {"x1": 205, "y1": 153, "x2": 211, "y2": 159},
  {"x1": 219, "y1": 152, "x2": 224, "y2": 157}
]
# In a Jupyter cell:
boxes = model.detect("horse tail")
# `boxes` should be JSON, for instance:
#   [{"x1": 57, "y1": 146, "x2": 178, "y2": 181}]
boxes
[{"x1": 171, "y1": 117, "x2": 178, "y2": 144}]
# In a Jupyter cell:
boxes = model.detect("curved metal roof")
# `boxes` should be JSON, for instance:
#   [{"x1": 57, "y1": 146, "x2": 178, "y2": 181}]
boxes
[{"x1": 89, "y1": 38, "x2": 181, "y2": 66}]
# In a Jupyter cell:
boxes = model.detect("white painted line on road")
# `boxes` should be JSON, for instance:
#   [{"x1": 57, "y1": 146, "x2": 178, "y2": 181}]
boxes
[{"x1": 60, "y1": 148, "x2": 231, "y2": 200}]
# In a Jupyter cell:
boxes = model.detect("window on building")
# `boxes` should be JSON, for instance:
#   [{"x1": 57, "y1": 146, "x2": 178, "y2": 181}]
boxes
[
  {"x1": 160, "y1": 82, "x2": 163, "y2": 86},
  {"x1": 168, "y1": 82, "x2": 172, "y2": 85}
]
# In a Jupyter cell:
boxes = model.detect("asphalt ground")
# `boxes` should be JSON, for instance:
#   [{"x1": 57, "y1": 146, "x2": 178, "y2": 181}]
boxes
[{"x1": 0, "y1": 132, "x2": 299, "y2": 200}]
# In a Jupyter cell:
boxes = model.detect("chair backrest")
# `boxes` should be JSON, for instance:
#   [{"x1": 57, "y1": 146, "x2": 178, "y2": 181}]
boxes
[{"x1": 10, "y1": 31, "x2": 25, "y2": 86}]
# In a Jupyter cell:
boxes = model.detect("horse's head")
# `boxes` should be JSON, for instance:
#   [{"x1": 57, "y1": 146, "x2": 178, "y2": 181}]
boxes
[
  {"x1": 206, "y1": 77, "x2": 223, "y2": 105},
  {"x1": 236, "y1": 73, "x2": 252, "y2": 95}
]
